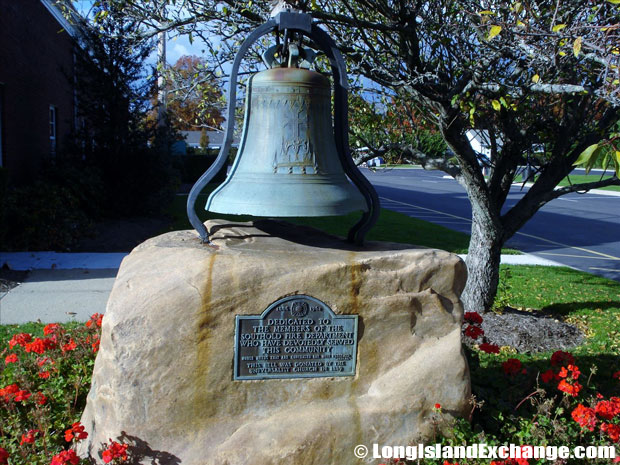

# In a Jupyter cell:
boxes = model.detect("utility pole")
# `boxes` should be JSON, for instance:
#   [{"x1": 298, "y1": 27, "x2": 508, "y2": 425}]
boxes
[{"x1": 157, "y1": 30, "x2": 167, "y2": 128}]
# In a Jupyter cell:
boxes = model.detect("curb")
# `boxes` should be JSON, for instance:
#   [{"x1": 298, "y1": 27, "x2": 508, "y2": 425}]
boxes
[{"x1": 0, "y1": 252, "x2": 127, "y2": 270}]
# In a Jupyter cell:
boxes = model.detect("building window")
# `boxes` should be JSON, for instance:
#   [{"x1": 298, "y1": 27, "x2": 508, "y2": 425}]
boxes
[{"x1": 49, "y1": 105, "x2": 57, "y2": 155}]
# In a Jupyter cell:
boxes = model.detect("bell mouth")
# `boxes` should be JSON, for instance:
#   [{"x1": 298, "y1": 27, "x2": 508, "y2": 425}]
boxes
[{"x1": 206, "y1": 173, "x2": 368, "y2": 217}]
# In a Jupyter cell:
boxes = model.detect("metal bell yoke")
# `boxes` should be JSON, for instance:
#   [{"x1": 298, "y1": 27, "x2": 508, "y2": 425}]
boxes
[{"x1": 186, "y1": 11, "x2": 380, "y2": 245}]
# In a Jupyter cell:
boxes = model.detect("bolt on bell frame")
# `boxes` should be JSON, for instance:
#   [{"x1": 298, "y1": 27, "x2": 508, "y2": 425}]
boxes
[{"x1": 186, "y1": 11, "x2": 380, "y2": 246}]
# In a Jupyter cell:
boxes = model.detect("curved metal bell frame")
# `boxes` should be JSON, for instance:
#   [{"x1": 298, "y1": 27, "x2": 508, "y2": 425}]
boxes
[{"x1": 187, "y1": 12, "x2": 380, "y2": 245}]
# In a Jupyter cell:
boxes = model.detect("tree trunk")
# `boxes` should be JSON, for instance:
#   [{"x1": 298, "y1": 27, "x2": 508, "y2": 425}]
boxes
[{"x1": 461, "y1": 211, "x2": 504, "y2": 314}]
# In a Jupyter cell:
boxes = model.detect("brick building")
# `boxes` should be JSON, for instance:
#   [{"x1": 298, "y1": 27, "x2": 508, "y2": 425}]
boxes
[{"x1": 0, "y1": 0, "x2": 79, "y2": 184}]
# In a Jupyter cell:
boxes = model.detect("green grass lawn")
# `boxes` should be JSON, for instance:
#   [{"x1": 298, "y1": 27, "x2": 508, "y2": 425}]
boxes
[
  {"x1": 558, "y1": 173, "x2": 620, "y2": 191},
  {"x1": 514, "y1": 172, "x2": 620, "y2": 191}
]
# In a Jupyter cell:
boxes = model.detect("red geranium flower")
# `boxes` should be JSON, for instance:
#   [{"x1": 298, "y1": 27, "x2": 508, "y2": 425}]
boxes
[
  {"x1": 0, "y1": 447, "x2": 8, "y2": 465},
  {"x1": 567, "y1": 364, "x2": 581, "y2": 379},
  {"x1": 595, "y1": 400, "x2": 620, "y2": 420},
  {"x1": 62, "y1": 339, "x2": 77, "y2": 352},
  {"x1": 434, "y1": 403, "x2": 441, "y2": 409},
  {"x1": 464, "y1": 312, "x2": 483, "y2": 325},
  {"x1": 558, "y1": 379, "x2": 582, "y2": 397},
  {"x1": 571, "y1": 404, "x2": 597, "y2": 431},
  {"x1": 65, "y1": 422, "x2": 88, "y2": 442},
  {"x1": 550, "y1": 350, "x2": 574, "y2": 367},
  {"x1": 14, "y1": 389, "x2": 31, "y2": 402},
  {"x1": 464, "y1": 325, "x2": 484, "y2": 340},
  {"x1": 43, "y1": 323, "x2": 61, "y2": 335},
  {"x1": 86, "y1": 313, "x2": 104, "y2": 328},
  {"x1": 35, "y1": 392, "x2": 47, "y2": 405},
  {"x1": 24, "y1": 337, "x2": 56, "y2": 355},
  {"x1": 4, "y1": 353, "x2": 18, "y2": 364},
  {"x1": 1, "y1": 384, "x2": 31, "y2": 402},
  {"x1": 20, "y1": 429, "x2": 39, "y2": 445},
  {"x1": 8, "y1": 332, "x2": 32, "y2": 349},
  {"x1": 102, "y1": 440, "x2": 128, "y2": 463},
  {"x1": 502, "y1": 358, "x2": 523, "y2": 376},
  {"x1": 0, "y1": 383, "x2": 19, "y2": 401},
  {"x1": 38, "y1": 371, "x2": 51, "y2": 379},
  {"x1": 50, "y1": 449, "x2": 80, "y2": 465},
  {"x1": 601, "y1": 423, "x2": 620, "y2": 443},
  {"x1": 479, "y1": 343, "x2": 500, "y2": 354},
  {"x1": 558, "y1": 364, "x2": 581, "y2": 380}
]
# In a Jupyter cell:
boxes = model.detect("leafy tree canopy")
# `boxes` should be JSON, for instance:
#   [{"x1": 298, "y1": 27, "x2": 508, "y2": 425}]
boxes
[{"x1": 64, "y1": 0, "x2": 620, "y2": 312}]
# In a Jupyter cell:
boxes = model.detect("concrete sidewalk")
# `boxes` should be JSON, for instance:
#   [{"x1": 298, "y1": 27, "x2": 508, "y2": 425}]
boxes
[
  {"x1": 0, "y1": 252, "x2": 126, "y2": 325},
  {"x1": 0, "y1": 269, "x2": 118, "y2": 325},
  {"x1": 0, "y1": 251, "x2": 565, "y2": 325}
]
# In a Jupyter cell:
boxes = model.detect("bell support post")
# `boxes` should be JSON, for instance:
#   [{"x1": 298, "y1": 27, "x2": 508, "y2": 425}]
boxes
[{"x1": 186, "y1": 11, "x2": 379, "y2": 245}]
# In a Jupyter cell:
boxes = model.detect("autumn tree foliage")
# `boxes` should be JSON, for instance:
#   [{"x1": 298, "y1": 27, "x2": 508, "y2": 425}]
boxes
[{"x1": 161, "y1": 55, "x2": 225, "y2": 132}]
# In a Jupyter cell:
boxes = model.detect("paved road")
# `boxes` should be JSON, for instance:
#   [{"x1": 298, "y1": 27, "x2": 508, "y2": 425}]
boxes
[{"x1": 364, "y1": 168, "x2": 620, "y2": 282}]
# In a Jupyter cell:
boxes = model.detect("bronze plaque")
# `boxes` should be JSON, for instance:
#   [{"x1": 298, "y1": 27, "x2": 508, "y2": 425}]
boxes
[{"x1": 234, "y1": 295, "x2": 358, "y2": 380}]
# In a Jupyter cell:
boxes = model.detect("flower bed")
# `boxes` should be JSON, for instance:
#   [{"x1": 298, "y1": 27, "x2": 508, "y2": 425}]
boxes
[
  {"x1": 1, "y1": 312, "x2": 618, "y2": 464},
  {"x1": 0, "y1": 315, "x2": 128, "y2": 464}
]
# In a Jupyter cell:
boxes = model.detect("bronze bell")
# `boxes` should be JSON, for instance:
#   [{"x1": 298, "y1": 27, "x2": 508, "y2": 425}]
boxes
[
  {"x1": 187, "y1": 11, "x2": 379, "y2": 244},
  {"x1": 205, "y1": 67, "x2": 367, "y2": 217}
]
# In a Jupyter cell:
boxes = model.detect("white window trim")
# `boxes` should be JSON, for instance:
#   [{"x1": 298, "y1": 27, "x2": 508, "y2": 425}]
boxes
[{"x1": 50, "y1": 104, "x2": 57, "y2": 155}]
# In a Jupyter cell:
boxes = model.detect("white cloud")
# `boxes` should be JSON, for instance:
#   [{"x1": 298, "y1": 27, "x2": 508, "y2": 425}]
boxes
[{"x1": 169, "y1": 42, "x2": 190, "y2": 64}]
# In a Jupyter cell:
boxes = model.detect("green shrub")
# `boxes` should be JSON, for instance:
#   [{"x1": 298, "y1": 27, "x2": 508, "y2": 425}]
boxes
[
  {"x1": 97, "y1": 147, "x2": 180, "y2": 217},
  {"x1": 1, "y1": 181, "x2": 92, "y2": 251}
]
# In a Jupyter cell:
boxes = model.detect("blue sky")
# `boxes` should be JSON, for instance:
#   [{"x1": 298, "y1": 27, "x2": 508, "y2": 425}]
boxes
[{"x1": 72, "y1": 0, "x2": 205, "y2": 65}]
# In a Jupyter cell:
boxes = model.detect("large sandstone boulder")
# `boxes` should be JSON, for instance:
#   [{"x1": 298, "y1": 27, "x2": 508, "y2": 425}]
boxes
[{"x1": 79, "y1": 220, "x2": 470, "y2": 464}]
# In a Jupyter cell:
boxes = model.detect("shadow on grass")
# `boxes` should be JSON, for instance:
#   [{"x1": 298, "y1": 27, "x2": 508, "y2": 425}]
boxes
[
  {"x1": 541, "y1": 301, "x2": 620, "y2": 317},
  {"x1": 501, "y1": 265, "x2": 620, "y2": 318}
]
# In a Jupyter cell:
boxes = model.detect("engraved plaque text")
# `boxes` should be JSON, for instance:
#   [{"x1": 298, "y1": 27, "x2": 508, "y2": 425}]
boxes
[{"x1": 234, "y1": 295, "x2": 358, "y2": 380}]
